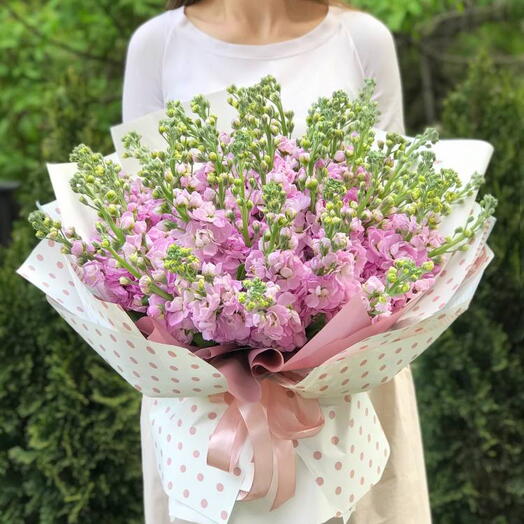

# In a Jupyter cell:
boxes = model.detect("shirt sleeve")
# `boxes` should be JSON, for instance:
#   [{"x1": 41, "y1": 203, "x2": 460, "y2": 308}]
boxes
[
  {"x1": 122, "y1": 13, "x2": 169, "y2": 123},
  {"x1": 343, "y1": 11, "x2": 405, "y2": 134}
]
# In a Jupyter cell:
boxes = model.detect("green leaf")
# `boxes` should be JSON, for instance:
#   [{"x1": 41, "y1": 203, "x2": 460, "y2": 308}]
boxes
[{"x1": 305, "y1": 313, "x2": 326, "y2": 341}]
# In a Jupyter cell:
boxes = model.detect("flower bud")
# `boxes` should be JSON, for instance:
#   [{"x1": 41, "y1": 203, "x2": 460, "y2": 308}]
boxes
[
  {"x1": 421, "y1": 261, "x2": 434, "y2": 272},
  {"x1": 305, "y1": 177, "x2": 318, "y2": 191}
]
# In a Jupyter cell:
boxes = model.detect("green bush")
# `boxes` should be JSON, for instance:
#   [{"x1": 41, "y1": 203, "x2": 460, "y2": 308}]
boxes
[
  {"x1": 0, "y1": 68, "x2": 144, "y2": 524},
  {"x1": 414, "y1": 56, "x2": 524, "y2": 523}
]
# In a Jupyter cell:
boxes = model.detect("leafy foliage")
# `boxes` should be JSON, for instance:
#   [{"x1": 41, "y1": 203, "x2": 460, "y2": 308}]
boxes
[
  {"x1": 0, "y1": 2, "x2": 161, "y2": 521},
  {"x1": 350, "y1": 0, "x2": 470, "y2": 32},
  {"x1": 0, "y1": 0, "x2": 158, "y2": 185},
  {"x1": 414, "y1": 56, "x2": 524, "y2": 523}
]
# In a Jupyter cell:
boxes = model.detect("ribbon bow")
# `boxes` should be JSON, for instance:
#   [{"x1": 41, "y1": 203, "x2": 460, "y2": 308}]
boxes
[
  {"x1": 207, "y1": 377, "x2": 325, "y2": 510},
  {"x1": 137, "y1": 317, "x2": 325, "y2": 509}
]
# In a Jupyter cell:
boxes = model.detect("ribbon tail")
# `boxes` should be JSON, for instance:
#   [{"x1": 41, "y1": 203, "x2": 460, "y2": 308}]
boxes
[
  {"x1": 207, "y1": 401, "x2": 247, "y2": 473},
  {"x1": 271, "y1": 438, "x2": 296, "y2": 510},
  {"x1": 237, "y1": 401, "x2": 274, "y2": 501},
  {"x1": 206, "y1": 380, "x2": 326, "y2": 512}
]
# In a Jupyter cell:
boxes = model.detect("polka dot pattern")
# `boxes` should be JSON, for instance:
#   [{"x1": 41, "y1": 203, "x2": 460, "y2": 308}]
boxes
[
  {"x1": 149, "y1": 391, "x2": 385, "y2": 524},
  {"x1": 293, "y1": 391, "x2": 388, "y2": 516},
  {"x1": 39, "y1": 200, "x2": 62, "y2": 221},
  {"x1": 17, "y1": 218, "x2": 228, "y2": 399},
  {"x1": 18, "y1": 143, "x2": 495, "y2": 523},
  {"x1": 150, "y1": 397, "x2": 247, "y2": 524},
  {"x1": 17, "y1": 237, "x2": 83, "y2": 313},
  {"x1": 48, "y1": 300, "x2": 227, "y2": 397},
  {"x1": 23, "y1": 231, "x2": 493, "y2": 522}
]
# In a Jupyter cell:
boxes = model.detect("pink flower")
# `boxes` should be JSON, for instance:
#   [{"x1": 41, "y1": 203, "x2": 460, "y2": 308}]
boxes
[
  {"x1": 365, "y1": 228, "x2": 427, "y2": 271},
  {"x1": 71, "y1": 240, "x2": 84, "y2": 257},
  {"x1": 119, "y1": 212, "x2": 135, "y2": 230},
  {"x1": 304, "y1": 274, "x2": 351, "y2": 312},
  {"x1": 277, "y1": 136, "x2": 299, "y2": 156},
  {"x1": 122, "y1": 233, "x2": 143, "y2": 258},
  {"x1": 247, "y1": 293, "x2": 305, "y2": 351},
  {"x1": 81, "y1": 259, "x2": 131, "y2": 306},
  {"x1": 412, "y1": 276, "x2": 435, "y2": 294},
  {"x1": 215, "y1": 311, "x2": 251, "y2": 342},
  {"x1": 67, "y1": 124, "x2": 452, "y2": 355},
  {"x1": 387, "y1": 213, "x2": 419, "y2": 233},
  {"x1": 165, "y1": 296, "x2": 191, "y2": 329},
  {"x1": 147, "y1": 294, "x2": 166, "y2": 319},
  {"x1": 362, "y1": 276, "x2": 385, "y2": 295}
]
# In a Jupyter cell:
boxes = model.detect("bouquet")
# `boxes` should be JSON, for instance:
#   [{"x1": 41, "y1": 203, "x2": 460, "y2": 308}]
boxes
[{"x1": 19, "y1": 76, "x2": 496, "y2": 523}]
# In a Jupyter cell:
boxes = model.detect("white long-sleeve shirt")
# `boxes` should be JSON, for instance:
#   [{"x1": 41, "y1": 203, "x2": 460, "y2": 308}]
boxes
[{"x1": 122, "y1": 5, "x2": 405, "y2": 135}]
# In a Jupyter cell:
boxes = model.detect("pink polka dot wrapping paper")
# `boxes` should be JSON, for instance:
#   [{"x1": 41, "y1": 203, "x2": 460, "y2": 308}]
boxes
[
  {"x1": 18, "y1": 227, "x2": 228, "y2": 398},
  {"x1": 146, "y1": 391, "x2": 387, "y2": 524},
  {"x1": 17, "y1": 107, "x2": 497, "y2": 524}
]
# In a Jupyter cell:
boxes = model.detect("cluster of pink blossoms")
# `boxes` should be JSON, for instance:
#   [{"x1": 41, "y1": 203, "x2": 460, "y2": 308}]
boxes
[
  {"x1": 71, "y1": 133, "x2": 443, "y2": 351},
  {"x1": 31, "y1": 77, "x2": 491, "y2": 352}
]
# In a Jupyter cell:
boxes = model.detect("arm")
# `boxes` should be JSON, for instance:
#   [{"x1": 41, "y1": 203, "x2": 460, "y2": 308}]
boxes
[
  {"x1": 344, "y1": 12, "x2": 406, "y2": 134},
  {"x1": 122, "y1": 13, "x2": 169, "y2": 123}
]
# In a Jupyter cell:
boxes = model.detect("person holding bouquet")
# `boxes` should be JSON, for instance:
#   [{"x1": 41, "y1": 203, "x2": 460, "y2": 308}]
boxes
[{"x1": 122, "y1": 1, "x2": 431, "y2": 523}]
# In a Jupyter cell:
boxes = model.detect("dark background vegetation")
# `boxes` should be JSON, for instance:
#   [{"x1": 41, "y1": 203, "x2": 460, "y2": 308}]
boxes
[{"x1": 0, "y1": 0, "x2": 522, "y2": 522}]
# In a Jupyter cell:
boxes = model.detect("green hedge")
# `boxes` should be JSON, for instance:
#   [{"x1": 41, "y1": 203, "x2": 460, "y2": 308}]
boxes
[
  {"x1": 0, "y1": 4, "x2": 156, "y2": 521},
  {"x1": 0, "y1": 69, "x2": 143, "y2": 524},
  {"x1": 414, "y1": 57, "x2": 523, "y2": 523}
]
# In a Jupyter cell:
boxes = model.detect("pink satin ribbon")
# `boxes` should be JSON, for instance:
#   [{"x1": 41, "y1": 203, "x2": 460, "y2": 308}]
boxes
[
  {"x1": 207, "y1": 378, "x2": 325, "y2": 510},
  {"x1": 136, "y1": 317, "x2": 325, "y2": 507}
]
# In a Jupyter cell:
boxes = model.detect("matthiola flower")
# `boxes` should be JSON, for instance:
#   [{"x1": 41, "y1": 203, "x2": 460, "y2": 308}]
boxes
[
  {"x1": 175, "y1": 219, "x2": 234, "y2": 261},
  {"x1": 362, "y1": 276, "x2": 385, "y2": 295},
  {"x1": 304, "y1": 273, "x2": 353, "y2": 313},
  {"x1": 165, "y1": 295, "x2": 191, "y2": 329},
  {"x1": 145, "y1": 227, "x2": 174, "y2": 270},
  {"x1": 247, "y1": 292, "x2": 305, "y2": 351},
  {"x1": 119, "y1": 212, "x2": 135, "y2": 231},
  {"x1": 32, "y1": 76, "x2": 492, "y2": 353},
  {"x1": 277, "y1": 136, "x2": 299, "y2": 156},
  {"x1": 81, "y1": 259, "x2": 131, "y2": 305},
  {"x1": 190, "y1": 201, "x2": 228, "y2": 227},
  {"x1": 147, "y1": 294, "x2": 167, "y2": 318},
  {"x1": 410, "y1": 226, "x2": 444, "y2": 251},
  {"x1": 284, "y1": 191, "x2": 310, "y2": 216},
  {"x1": 267, "y1": 154, "x2": 300, "y2": 193},
  {"x1": 71, "y1": 240, "x2": 85, "y2": 257},
  {"x1": 365, "y1": 228, "x2": 427, "y2": 271},
  {"x1": 386, "y1": 213, "x2": 420, "y2": 234},
  {"x1": 122, "y1": 233, "x2": 143, "y2": 258},
  {"x1": 245, "y1": 250, "x2": 310, "y2": 292},
  {"x1": 215, "y1": 311, "x2": 251, "y2": 343}
]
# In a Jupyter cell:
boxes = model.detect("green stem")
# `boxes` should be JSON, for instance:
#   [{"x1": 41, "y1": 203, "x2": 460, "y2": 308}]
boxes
[
  {"x1": 429, "y1": 235, "x2": 467, "y2": 258},
  {"x1": 98, "y1": 208, "x2": 125, "y2": 245},
  {"x1": 241, "y1": 207, "x2": 251, "y2": 247},
  {"x1": 107, "y1": 246, "x2": 140, "y2": 279},
  {"x1": 235, "y1": 161, "x2": 252, "y2": 247},
  {"x1": 149, "y1": 283, "x2": 173, "y2": 301},
  {"x1": 274, "y1": 98, "x2": 289, "y2": 137},
  {"x1": 107, "y1": 246, "x2": 173, "y2": 300}
]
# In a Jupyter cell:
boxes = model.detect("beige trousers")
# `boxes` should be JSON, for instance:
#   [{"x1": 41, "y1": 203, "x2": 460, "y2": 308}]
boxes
[{"x1": 140, "y1": 366, "x2": 431, "y2": 524}]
